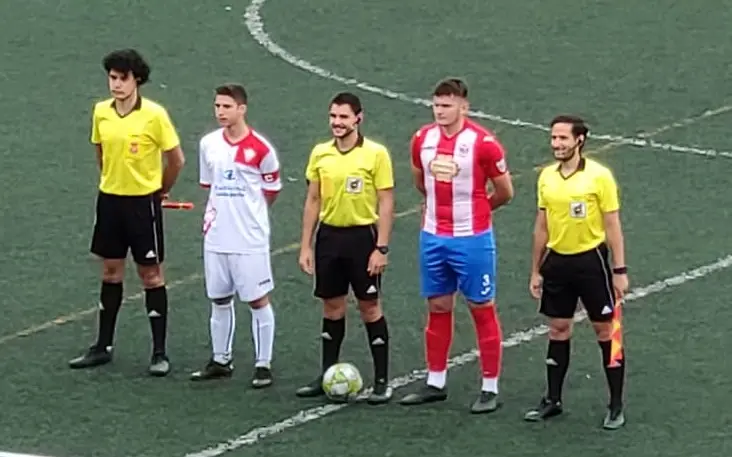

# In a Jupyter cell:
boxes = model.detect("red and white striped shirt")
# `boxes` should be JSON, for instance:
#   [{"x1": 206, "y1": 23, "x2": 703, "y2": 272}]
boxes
[{"x1": 411, "y1": 119, "x2": 508, "y2": 237}]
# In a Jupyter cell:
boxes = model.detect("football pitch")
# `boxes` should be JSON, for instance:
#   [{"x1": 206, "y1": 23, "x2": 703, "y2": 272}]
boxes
[{"x1": 2, "y1": 0, "x2": 732, "y2": 456}]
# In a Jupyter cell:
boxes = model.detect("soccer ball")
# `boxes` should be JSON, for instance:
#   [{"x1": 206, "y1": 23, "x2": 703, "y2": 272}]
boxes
[{"x1": 322, "y1": 362, "x2": 364, "y2": 401}]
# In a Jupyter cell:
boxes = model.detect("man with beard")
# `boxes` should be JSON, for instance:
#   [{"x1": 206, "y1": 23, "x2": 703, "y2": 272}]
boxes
[
  {"x1": 296, "y1": 92, "x2": 395, "y2": 404},
  {"x1": 69, "y1": 49, "x2": 185, "y2": 377},
  {"x1": 190, "y1": 84, "x2": 282, "y2": 388},
  {"x1": 525, "y1": 115, "x2": 628, "y2": 430}
]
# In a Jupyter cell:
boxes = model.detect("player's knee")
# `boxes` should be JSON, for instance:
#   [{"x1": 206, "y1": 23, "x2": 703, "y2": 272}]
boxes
[
  {"x1": 357, "y1": 299, "x2": 381, "y2": 321},
  {"x1": 248, "y1": 294, "x2": 270, "y2": 309},
  {"x1": 322, "y1": 296, "x2": 347, "y2": 319},
  {"x1": 212, "y1": 295, "x2": 234, "y2": 305},
  {"x1": 101, "y1": 260, "x2": 125, "y2": 282},
  {"x1": 591, "y1": 321, "x2": 613, "y2": 341},
  {"x1": 548, "y1": 318, "x2": 573, "y2": 340},
  {"x1": 427, "y1": 294, "x2": 454, "y2": 313},
  {"x1": 137, "y1": 264, "x2": 164, "y2": 288}
]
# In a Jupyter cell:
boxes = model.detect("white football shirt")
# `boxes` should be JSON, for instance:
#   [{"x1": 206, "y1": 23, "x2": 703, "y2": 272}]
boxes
[{"x1": 199, "y1": 128, "x2": 282, "y2": 254}]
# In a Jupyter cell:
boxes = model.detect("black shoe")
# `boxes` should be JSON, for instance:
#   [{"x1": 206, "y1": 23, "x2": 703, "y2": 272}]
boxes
[
  {"x1": 524, "y1": 396, "x2": 563, "y2": 422},
  {"x1": 251, "y1": 366, "x2": 273, "y2": 389},
  {"x1": 602, "y1": 404, "x2": 626, "y2": 430},
  {"x1": 68, "y1": 345, "x2": 112, "y2": 369},
  {"x1": 367, "y1": 380, "x2": 393, "y2": 405},
  {"x1": 148, "y1": 353, "x2": 171, "y2": 377},
  {"x1": 295, "y1": 376, "x2": 325, "y2": 397},
  {"x1": 470, "y1": 391, "x2": 501, "y2": 414},
  {"x1": 399, "y1": 384, "x2": 448, "y2": 405},
  {"x1": 190, "y1": 359, "x2": 234, "y2": 381}
]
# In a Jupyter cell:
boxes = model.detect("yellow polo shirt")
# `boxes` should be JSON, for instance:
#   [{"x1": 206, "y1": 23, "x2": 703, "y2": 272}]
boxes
[
  {"x1": 537, "y1": 157, "x2": 620, "y2": 255},
  {"x1": 91, "y1": 97, "x2": 180, "y2": 196},
  {"x1": 305, "y1": 135, "x2": 394, "y2": 227}
]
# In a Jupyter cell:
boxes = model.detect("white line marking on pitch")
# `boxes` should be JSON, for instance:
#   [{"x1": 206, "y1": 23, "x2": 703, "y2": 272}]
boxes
[
  {"x1": 183, "y1": 254, "x2": 732, "y2": 457},
  {"x1": 0, "y1": 452, "x2": 58, "y2": 457},
  {"x1": 243, "y1": 0, "x2": 732, "y2": 160}
]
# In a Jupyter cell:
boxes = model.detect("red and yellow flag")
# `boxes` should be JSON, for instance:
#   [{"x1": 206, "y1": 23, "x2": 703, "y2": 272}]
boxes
[{"x1": 608, "y1": 304, "x2": 624, "y2": 367}]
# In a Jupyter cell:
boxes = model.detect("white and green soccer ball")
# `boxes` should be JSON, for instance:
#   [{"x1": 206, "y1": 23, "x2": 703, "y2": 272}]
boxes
[{"x1": 322, "y1": 362, "x2": 364, "y2": 401}]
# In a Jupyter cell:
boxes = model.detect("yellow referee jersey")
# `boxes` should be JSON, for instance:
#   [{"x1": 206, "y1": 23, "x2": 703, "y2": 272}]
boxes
[
  {"x1": 537, "y1": 157, "x2": 620, "y2": 255},
  {"x1": 91, "y1": 97, "x2": 180, "y2": 196},
  {"x1": 305, "y1": 135, "x2": 394, "y2": 227}
]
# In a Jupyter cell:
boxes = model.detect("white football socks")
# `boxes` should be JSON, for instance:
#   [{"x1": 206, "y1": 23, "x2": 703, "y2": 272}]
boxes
[
  {"x1": 211, "y1": 300, "x2": 235, "y2": 365},
  {"x1": 251, "y1": 303, "x2": 275, "y2": 368},
  {"x1": 427, "y1": 370, "x2": 447, "y2": 389}
]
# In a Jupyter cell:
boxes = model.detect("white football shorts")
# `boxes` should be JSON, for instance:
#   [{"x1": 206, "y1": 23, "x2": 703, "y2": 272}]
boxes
[{"x1": 203, "y1": 250, "x2": 274, "y2": 302}]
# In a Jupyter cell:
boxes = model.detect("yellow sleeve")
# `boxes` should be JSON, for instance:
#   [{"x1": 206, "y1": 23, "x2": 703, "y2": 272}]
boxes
[
  {"x1": 305, "y1": 147, "x2": 319, "y2": 182},
  {"x1": 598, "y1": 168, "x2": 620, "y2": 212},
  {"x1": 536, "y1": 169, "x2": 546, "y2": 209},
  {"x1": 90, "y1": 105, "x2": 101, "y2": 144},
  {"x1": 373, "y1": 146, "x2": 395, "y2": 190},
  {"x1": 155, "y1": 108, "x2": 181, "y2": 151}
]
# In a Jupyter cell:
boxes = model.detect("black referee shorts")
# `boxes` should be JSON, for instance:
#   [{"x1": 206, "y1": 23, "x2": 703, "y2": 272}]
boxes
[
  {"x1": 313, "y1": 223, "x2": 380, "y2": 301},
  {"x1": 90, "y1": 191, "x2": 165, "y2": 266},
  {"x1": 539, "y1": 243, "x2": 616, "y2": 322}
]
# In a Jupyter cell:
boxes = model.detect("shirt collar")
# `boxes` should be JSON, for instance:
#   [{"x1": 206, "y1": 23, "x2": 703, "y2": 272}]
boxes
[{"x1": 332, "y1": 134, "x2": 364, "y2": 153}]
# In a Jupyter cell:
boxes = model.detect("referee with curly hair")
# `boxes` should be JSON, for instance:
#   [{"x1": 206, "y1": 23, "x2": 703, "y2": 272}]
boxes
[{"x1": 68, "y1": 49, "x2": 186, "y2": 377}]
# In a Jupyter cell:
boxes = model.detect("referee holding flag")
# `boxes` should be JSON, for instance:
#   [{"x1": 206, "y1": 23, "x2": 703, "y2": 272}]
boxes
[
  {"x1": 296, "y1": 92, "x2": 395, "y2": 404},
  {"x1": 525, "y1": 115, "x2": 628, "y2": 429}
]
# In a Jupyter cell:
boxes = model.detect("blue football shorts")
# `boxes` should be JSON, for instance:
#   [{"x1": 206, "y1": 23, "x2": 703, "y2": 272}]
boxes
[{"x1": 418, "y1": 228, "x2": 497, "y2": 303}]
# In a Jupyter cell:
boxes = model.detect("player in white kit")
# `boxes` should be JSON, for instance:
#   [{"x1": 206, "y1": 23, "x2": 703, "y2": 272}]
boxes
[{"x1": 190, "y1": 84, "x2": 282, "y2": 388}]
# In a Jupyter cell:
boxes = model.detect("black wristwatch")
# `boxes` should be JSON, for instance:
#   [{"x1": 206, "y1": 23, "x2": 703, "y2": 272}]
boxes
[
  {"x1": 376, "y1": 245, "x2": 389, "y2": 255},
  {"x1": 612, "y1": 266, "x2": 627, "y2": 275}
]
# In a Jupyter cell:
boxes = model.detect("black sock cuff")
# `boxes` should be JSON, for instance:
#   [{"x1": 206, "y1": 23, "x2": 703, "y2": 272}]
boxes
[
  {"x1": 548, "y1": 339, "x2": 571, "y2": 359},
  {"x1": 598, "y1": 339, "x2": 612, "y2": 363},
  {"x1": 145, "y1": 285, "x2": 168, "y2": 313},
  {"x1": 322, "y1": 317, "x2": 345, "y2": 337},
  {"x1": 365, "y1": 316, "x2": 388, "y2": 339},
  {"x1": 101, "y1": 282, "x2": 123, "y2": 306}
]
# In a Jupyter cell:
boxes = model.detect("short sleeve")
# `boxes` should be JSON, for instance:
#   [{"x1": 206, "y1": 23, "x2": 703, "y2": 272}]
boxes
[
  {"x1": 259, "y1": 148, "x2": 282, "y2": 192},
  {"x1": 478, "y1": 135, "x2": 508, "y2": 178},
  {"x1": 198, "y1": 139, "x2": 212, "y2": 188},
  {"x1": 598, "y1": 169, "x2": 620, "y2": 212},
  {"x1": 536, "y1": 170, "x2": 546, "y2": 209},
  {"x1": 90, "y1": 106, "x2": 101, "y2": 144},
  {"x1": 374, "y1": 146, "x2": 395, "y2": 190},
  {"x1": 155, "y1": 108, "x2": 181, "y2": 152},
  {"x1": 410, "y1": 130, "x2": 423, "y2": 169},
  {"x1": 305, "y1": 147, "x2": 319, "y2": 183}
]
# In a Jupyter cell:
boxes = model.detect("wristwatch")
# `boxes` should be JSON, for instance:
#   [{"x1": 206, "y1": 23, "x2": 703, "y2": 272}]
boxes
[
  {"x1": 376, "y1": 245, "x2": 389, "y2": 255},
  {"x1": 612, "y1": 266, "x2": 627, "y2": 274}
]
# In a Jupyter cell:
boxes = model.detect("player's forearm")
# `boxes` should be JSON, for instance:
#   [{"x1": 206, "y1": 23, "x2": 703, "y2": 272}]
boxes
[
  {"x1": 162, "y1": 148, "x2": 185, "y2": 194},
  {"x1": 162, "y1": 164, "x2": 184, "y2": 194},
  {"x1": 300, "y1": 198, "x2": 320, "y2": 248},
  {"x1": 605, "y1": 218, "x2": 626, "y2": 268},
  {"x1": 531, "y1": 227, "x2": 548, "y2": 274},
  {"x1": 411, "y1": 169, "x2": 426, "y2": 196},
  {"x1": 263, "y1": 191, "x2": 279, "y2": 207},
  {"x1": 489, "y1": 193, "x2": 510, "y2": 210},
  {"x1": 376, "y1": 191, "x2": 394, "y2": 246}
]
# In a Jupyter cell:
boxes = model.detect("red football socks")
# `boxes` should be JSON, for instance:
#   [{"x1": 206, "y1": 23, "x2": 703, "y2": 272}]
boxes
[
  {"x1": 470, "y1": 305, "x2": 503, "y2": 384},
  {"x1": 425, "y1": 311, "x2": 454, "y2": 373}
]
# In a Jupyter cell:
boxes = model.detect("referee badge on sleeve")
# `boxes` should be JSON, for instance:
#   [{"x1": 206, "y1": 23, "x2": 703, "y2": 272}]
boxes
[
  {"x1": 570, "y1": 201, "x2": 587, "y2": 218},
  {"x1": 345, "y1": 176, "x2": 363, "y2": 194}
]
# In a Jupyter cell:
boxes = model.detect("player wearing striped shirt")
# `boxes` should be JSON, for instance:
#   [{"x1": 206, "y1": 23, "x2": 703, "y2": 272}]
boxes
[
  {"x1": 399, "y1": 78, "x2": 514, "y2": 413},
  {"x1": 189, "y1": 84, "x2": 282, "y2": 388}
]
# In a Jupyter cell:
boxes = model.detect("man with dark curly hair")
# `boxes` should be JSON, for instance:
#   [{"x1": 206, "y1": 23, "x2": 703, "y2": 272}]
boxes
[{"x1": 68, "y1": 49, "x2": 186, "y2": 377}]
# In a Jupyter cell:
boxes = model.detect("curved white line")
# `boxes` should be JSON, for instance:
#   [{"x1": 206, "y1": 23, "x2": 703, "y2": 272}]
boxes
[{"x1": 244, "y1": 0, "x2": 732, "y2": 159}]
